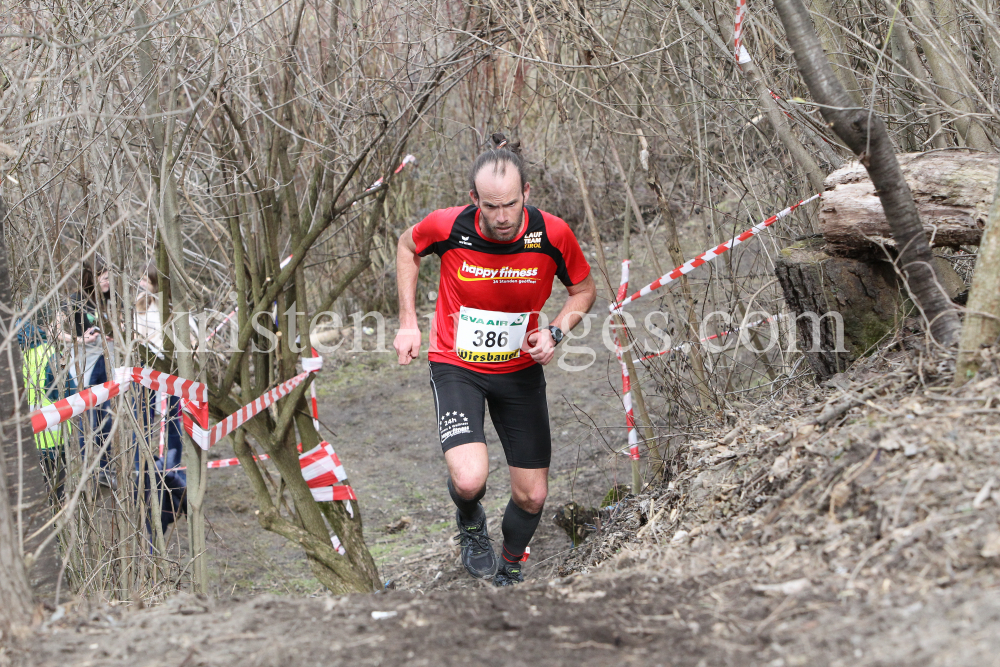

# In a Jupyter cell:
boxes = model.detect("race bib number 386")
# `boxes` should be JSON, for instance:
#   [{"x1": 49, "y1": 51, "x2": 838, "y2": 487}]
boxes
[{"x1": 455, "y1": 306, "x2": 530, "y2": 363}]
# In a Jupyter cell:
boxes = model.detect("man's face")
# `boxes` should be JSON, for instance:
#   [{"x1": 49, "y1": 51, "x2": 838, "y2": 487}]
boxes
[{"x1": 471, "y1": 165, "x2": 530, "y2": 242}]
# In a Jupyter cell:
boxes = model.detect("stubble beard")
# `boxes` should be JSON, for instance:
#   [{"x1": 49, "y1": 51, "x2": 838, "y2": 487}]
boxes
[{"x1": 480, "y1": 208, "x2": 522, "y2": 243}]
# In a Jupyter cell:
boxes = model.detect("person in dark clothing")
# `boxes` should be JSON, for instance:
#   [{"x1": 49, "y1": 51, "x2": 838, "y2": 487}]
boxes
[
  {"x1": 56, "y1": 258, "x2": 115, "y2": 486},
  {"x1": 131, "y1": 262, "x2": 187, "y2": 532}
]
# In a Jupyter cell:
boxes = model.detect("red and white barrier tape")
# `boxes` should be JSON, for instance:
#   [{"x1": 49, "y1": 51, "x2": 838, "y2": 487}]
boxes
[
  {"x1": 181, "y1": 355, "x2": 323, "y2": 448},
  {"x1": 158, "y1": 393, "x2": 168, "y2": 458},
  {"x1": 30, "y1": 358, "x2": 355, "y2": 516},
  {"x1": 310, "y1": 379, "x2": 321, "y2": 432},
  {"x1": 29, "y1": 378, "x2": 124, "y2": 434},
  {"x1": 612, "y1": 260, "x2": 640, "y2": 461},
  {"x1": 180, "y1": 441, "x2": 350, "y2": 487},
  {"x1": 631, "y1": 313, "x2": 788, "y2": 364},
  {"x1": 310, "y1": 485, "x2": 358, "y2": 502},
  {"x1": 303, "y1": 438, "x2": 353, "y2": 551},
  {"x1": 610, "y1": 194, "x2": 819, "y2": 313},
  {"x1": 131, "y1": 367, "x2": 206, "y2": 403},
  {"x1": 30, "y1": 367, "x2": 206, "y2": 435},
  {"x1": 302, "y1": 361, "x2": 354, "y2": 517},
  {"x1": 734, "y1": 0, "x2": 751, "y2": 63},
  {"x1": 197, "y1": 440, "x2": 354, "y2": 517},
  {"x1": 394, "y1": 154, "x2": 416, "y2": 174},
  {"x1": 205, "y1": 455, "x2": 267, "y2": 469},
  {"x1": 182, "y1": 369, "x2": 311, "y2": 449},
  {"x1": 300, "y1": 441, "x2": 349, "y2": 487},
  {"x1": 179, "y1": 355, "x2": 355, "y2": 508},
  {"x1": 365, "y1": 154, "x2": 415, "y2": 192},
  {"x1": 615, "y1": 260, "x2": 631, "y2": 324},
  {"x1": 609, "y1": 193, "x2": 818, "y2": 462}
]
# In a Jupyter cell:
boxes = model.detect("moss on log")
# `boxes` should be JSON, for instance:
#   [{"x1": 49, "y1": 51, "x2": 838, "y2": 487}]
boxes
[{"x1": 775, "y1": 238, "x2": 908, "y2": 380}]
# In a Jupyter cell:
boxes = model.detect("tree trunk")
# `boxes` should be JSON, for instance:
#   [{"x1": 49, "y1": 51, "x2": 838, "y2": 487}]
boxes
[
  {"x1": 908, "y1": 0, "x2": 992, "y2": 150},
  {"x1": 0, "y1": 196, "x2": 37, "y2": 634},
  {"x1": 809, "y1": 0, "x2": 864, "y2": 106},
  {"x1": 772, "y1": 0, "x2": 962, "y2": 346},
  {"x1": 884, "y1": 3, "x2": 947, "y2": 150},
  {"x1": 0, "y1": 196, "x2": 60, "y2": 602},
  {"x1": 820, "y1": 151, "x2": 998, "y2": 255},
  {"x1": 0, "y1": 437, "x2": 33, "y2": 636},
  {"x1": 775, "y1": 238, "x2": 907, "y2": 379},
  {"x1": 955, "y1": 162, "x2": 1000, "y2": 384},
  {"x1": 136, "y1": 7, "x2": 209, "y2": 592}
]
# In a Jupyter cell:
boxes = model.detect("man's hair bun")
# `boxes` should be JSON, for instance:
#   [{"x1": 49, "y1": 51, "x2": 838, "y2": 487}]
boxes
[
  {"x1": 469, "y1": 131, "x2": 528, "y2": 197},
  {"x1": 490, "y1": 132, "x2": 522, "y2": 155}
]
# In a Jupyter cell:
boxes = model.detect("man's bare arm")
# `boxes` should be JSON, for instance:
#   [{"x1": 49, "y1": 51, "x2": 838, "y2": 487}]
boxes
[
  {"x1": 524, "y1": 273, "x2": 597, "y2": 365},
  {"x1": 393, "y1": 227, "x2": 422, "y2": 364},
  {"x1": 552, "y1": 273, "x2": 597, "y2": 334}
]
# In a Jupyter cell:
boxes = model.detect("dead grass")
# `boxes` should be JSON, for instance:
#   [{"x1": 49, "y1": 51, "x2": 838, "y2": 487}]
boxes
[
  {"x1": 562, "y1": 332, "x2": 1000, "y2": 612},
  {"x1": 15, "y1": 335, "x2": 1000, "y2": 666}
]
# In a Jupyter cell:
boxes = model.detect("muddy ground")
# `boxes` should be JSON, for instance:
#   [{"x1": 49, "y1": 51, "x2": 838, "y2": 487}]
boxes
[
  {"x1": 9, "y1": 240, "x2": 1000, "y2": 666},
  {"x1": 176, "y1": 243, "x2": 685, "y2": 598},
  {"x1": 193, "y1": 268, "x2": 645, "y2": 597}
]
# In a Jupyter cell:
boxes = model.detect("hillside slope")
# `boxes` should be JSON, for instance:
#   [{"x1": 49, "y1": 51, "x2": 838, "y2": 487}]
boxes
[{"x1": 13, "y1": 334, "x2": 1000, "y2": 667}]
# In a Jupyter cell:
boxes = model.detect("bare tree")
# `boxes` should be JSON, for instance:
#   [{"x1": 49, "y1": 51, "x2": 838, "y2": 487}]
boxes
[
  {"x1": 121, "y1": 0, "x2": 490, "y2": 593},
  {"x1": 0, "y1": 195, "x2": 35, "y2": 633},
  {"x1": 955, "y1": 164, "x2": 1000, "y2": 382},
  {"x1": 0, "y1": 0, "x2": 488, "y2": 598},
  {"x1": 2, "y1": 0, "x2": 998, "y2": 602},
  {"x1": 771, "y1": 0, "x2": 962, "y2": 346}
]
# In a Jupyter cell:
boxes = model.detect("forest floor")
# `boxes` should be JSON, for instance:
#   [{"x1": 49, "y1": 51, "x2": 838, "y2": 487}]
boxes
[{"x1": 8, "y1": 239, "x2": 1000, "y2": 666}]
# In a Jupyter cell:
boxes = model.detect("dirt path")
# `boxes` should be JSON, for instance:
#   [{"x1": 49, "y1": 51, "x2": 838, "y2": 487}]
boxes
[
  {"x1": 193, "y1": 274, "x2": 645, "y2": 597},
  {"x1": 189, "y1": 231, "x2": 744, "y2": 596},
  {"x1": 14, "y1": 244, "x2": 1000, "y2": 666},
  {"x1": 20, "y1": 555, "x2": 1000, "y2": 666}
]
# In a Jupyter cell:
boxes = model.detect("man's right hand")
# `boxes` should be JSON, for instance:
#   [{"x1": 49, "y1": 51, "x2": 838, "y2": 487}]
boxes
[{"x1": 394, "y1": 328, "x2": 421, "y2": 365}]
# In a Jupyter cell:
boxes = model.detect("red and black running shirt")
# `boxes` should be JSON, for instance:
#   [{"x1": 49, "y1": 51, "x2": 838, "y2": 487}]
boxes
[{"x1": 412, "y1": 205, "x2": 591, "y2": 374}]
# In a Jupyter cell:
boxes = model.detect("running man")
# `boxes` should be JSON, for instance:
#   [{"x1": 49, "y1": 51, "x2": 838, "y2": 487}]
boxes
[{"x1": 393, "y1": 133, "x2": 596, "y2": 586}]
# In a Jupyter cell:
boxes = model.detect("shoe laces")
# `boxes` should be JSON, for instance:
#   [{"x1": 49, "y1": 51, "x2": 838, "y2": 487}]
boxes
[
  {"x1": 454, "y1": 521, "x2": 492, "y2": 554},
  {"x1": 495, "y1": 563, "x2": 522, "y2": 585}
]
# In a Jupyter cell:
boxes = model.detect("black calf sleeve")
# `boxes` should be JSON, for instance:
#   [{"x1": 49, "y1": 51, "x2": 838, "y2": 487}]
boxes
[
  {"x1": 500, "y1": 498, "x2": 543, "y2": 563},
  {"x1": 448, "y1": 478, "x2": 486, "y2": 522}
]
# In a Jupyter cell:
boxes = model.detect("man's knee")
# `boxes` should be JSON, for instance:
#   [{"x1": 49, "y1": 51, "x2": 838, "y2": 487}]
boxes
[
  {"x1": 450, "y1": 471, "x2": 486, "y2": 500},
  {"x1": 512, "y1": 487, "x2": 547, "y2": 514}
]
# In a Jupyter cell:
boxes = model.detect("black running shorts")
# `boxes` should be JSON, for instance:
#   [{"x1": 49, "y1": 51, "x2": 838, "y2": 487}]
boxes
[{"x1": 428, "y1": 361, "x2": 551, "y2": 469}]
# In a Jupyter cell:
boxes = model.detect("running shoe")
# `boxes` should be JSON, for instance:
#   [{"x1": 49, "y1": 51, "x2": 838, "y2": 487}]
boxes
[
  {"x1": 454, "y1": 508, "x2": 498, "y2": 579},
  {"x1": 493, "y1": 560, "x2": 524, "y2": 587}
]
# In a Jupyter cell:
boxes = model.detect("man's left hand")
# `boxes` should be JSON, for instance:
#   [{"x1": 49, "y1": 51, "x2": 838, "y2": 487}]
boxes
[{"x1": 523, "y1": 329, "x2": 556, "y2": 365}]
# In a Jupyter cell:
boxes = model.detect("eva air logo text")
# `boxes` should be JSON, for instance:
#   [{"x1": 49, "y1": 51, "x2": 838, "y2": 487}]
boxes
[{"x1": 459, "y1": 312, "x2": 526, "y2": 327}]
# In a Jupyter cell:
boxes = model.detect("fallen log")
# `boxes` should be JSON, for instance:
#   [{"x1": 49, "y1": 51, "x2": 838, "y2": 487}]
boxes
[{"x1": 820, "y1": 150, "x2": 998, "y2": 255}]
